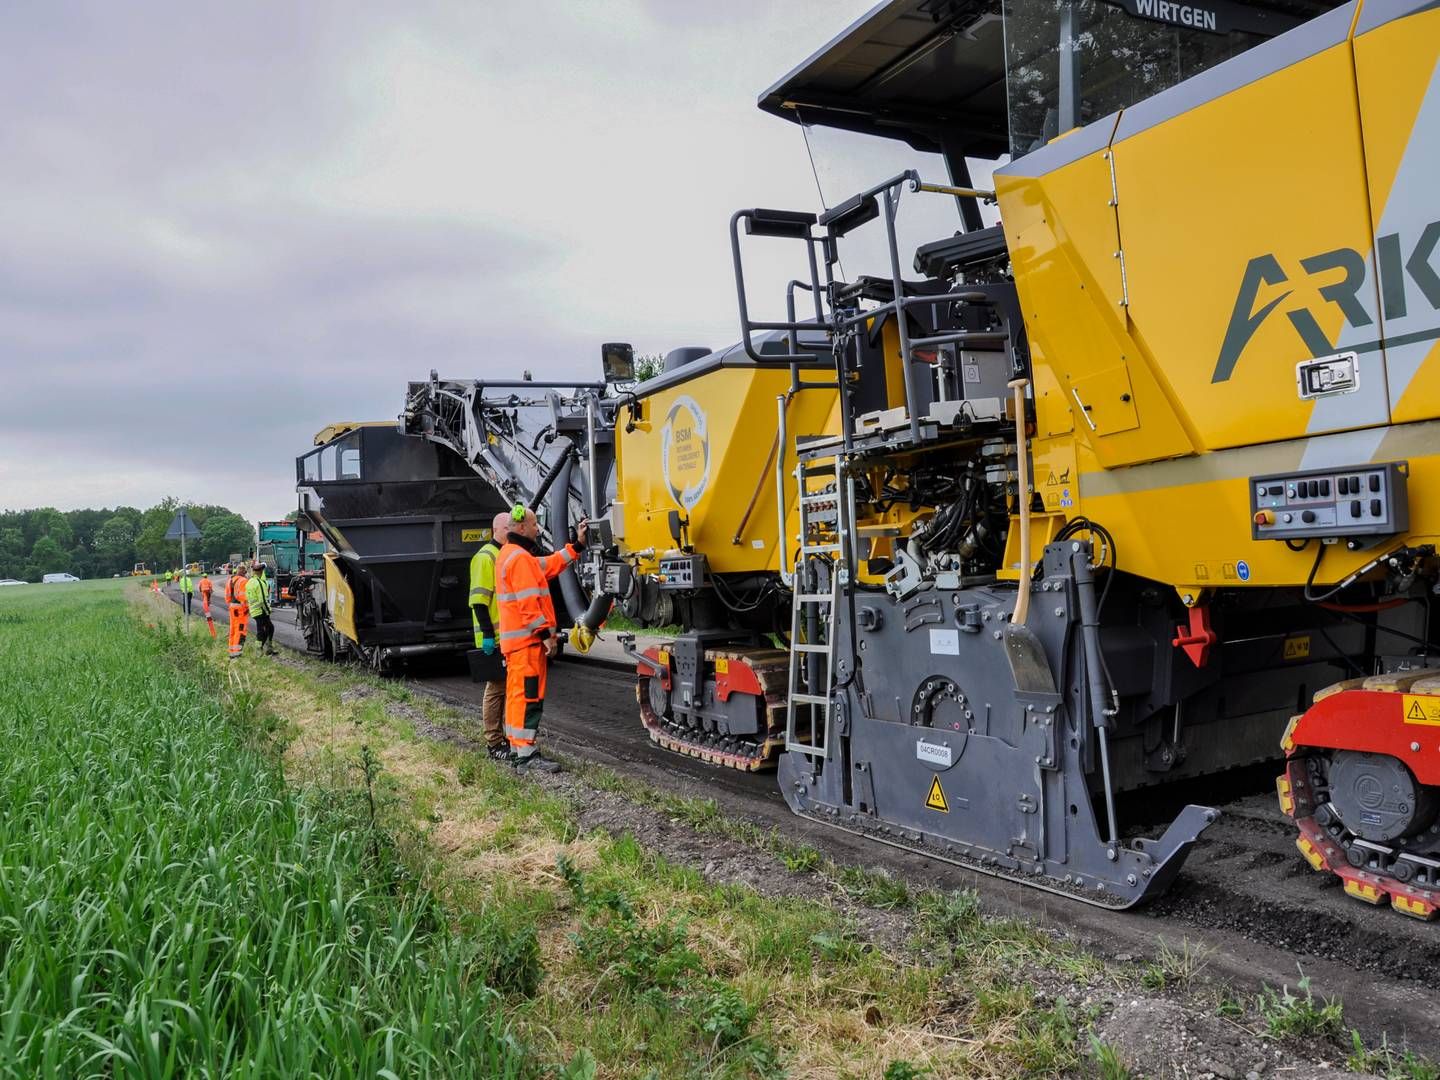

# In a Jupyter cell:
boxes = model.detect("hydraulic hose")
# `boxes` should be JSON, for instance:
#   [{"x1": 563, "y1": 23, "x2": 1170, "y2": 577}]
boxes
[
  {"x1": 547, "y1": 454, "x2": 590, "y2": 625},
  {"x1": 1009, "y1": 377, "x2": 1032, "y2": 626},
  {"x1": 532, "y1": 444, "x2": 576, "y2": 516},
  {"x1": 1073, "y1": 546, "x2": 1119, "y2": 848}
]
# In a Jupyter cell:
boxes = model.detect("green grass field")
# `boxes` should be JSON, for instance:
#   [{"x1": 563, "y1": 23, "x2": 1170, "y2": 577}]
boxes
[{"x1": 0, "y1": 581, "x2": 526, "y2": 1077}]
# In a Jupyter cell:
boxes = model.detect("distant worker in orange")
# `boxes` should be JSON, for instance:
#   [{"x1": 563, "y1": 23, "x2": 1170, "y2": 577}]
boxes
[
  {"x1": 226, "y1": 563, "x2": 249, "y2": 659},
  {"x1": 495, "y1": 505, "x2": 586, "y2": 771},
  {"x1": 198, "y1": 571, "x2": 213, "y2": 616},
  {"x1": 235, "y1": 562, "x2": 250, "y2": 650}
]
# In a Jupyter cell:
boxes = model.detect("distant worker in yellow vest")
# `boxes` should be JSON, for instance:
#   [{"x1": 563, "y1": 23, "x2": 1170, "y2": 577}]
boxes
[
  {"x1": 495, "y1": 506, "x2": 587, "y2": 771},
  {"x1": 247, "y1": 563, "x2": 276, "y2": 655},
  {"x1": 468, "y1": 511, "x2": 513, "y2": 761},
  {"x1": 179, "y1": 570, "x2": 194, "y2": 615}
]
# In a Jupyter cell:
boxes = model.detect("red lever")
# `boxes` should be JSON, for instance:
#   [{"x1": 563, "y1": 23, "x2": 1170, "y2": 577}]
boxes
[{"x1": 1172, "y1": 604, "x2": 1217, "y2": 668}]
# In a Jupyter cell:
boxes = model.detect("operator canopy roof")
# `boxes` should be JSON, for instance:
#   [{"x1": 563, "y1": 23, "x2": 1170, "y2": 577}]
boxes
[{"x1": 759, "y1": 0, "x2": 1346, "y2": 162}]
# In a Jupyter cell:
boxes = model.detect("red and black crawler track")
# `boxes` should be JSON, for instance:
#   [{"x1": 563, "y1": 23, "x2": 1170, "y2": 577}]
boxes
[{"x1": 1280, "y1": 672, "x2": 1440, "y2": 920}]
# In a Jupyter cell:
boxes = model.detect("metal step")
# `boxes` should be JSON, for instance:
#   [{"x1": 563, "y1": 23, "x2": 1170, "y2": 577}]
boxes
[{"x1": 791, "y1": 692, "x2": 831, "y2": 706}]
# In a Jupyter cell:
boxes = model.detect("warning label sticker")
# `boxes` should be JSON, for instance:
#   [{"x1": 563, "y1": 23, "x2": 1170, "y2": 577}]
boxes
[
  {"x1": 1282, "y1": 636, "x2": 1311, "y2": 660},
  {"x1": 461, "y1": 528, "x2": 491, "y2": 543},
  {"x1": 925, "y1": 774, "x2": 949, "y2": 813},
  {"x1": 1402, "y1": 695, "x2": 1440, "y2": 726}
]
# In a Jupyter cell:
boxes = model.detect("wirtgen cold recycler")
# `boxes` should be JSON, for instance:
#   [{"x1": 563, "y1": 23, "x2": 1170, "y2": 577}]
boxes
[{"x1": 405, "y1": 0, "x2": 1440, "y2": 914}]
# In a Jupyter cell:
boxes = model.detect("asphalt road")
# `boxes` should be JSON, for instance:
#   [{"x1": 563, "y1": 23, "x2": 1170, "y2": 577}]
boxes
[{"x1": 159, "y1": 578, "x2": 1440, "y2": 1055}]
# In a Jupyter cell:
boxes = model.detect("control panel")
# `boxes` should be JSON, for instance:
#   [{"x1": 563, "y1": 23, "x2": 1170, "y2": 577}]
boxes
[
  {"x1": 1250, "y1": 462, "x2": 1408, "y2": 542},
  {"x1": 657, "y1": 553, "x2": 707, "y2": 590}
]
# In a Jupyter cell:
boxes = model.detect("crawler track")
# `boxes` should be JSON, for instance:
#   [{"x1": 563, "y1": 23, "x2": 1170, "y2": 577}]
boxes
[{"x1": 635, "y1": 644, "x2": 794, "y2": 771}]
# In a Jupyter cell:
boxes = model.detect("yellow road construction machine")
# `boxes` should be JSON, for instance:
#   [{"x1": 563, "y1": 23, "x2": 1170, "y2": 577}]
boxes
[
  {"x1": 715, "y1": 0, "x2": 1440, "y2": 912},
  {"x1": 405, "y1": 0, "x2": 1440, "y2": 912}
]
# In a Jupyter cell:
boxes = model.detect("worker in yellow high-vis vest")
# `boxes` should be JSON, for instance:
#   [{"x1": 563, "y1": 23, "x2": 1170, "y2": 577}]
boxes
[{"x1": 468, "y1": 511, "x2": 513, "y2": 761}]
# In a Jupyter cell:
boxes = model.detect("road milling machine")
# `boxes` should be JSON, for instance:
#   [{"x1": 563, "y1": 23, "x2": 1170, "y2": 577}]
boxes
[
  {"x1": 711, "y1": 0, "x2": 1440, "y2": 913},
  {"x1": 404, "y1": 0, "x2": 1440, "y2": 913}
]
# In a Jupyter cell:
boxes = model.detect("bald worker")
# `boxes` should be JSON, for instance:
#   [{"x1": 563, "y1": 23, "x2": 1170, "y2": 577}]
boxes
[{"x1": 468, "y1": 511, "x2": 513, "y2": 760}]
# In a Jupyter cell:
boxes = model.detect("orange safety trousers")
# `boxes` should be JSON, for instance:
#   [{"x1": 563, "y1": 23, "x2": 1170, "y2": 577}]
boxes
[
  {"x1": 227, "y1": 605, "x2": 244, "y2": 657},
  {"x1": 225, "y1": 577, "x2": 248, "y2": 657},
  {"x1": 503, "y1": 644, "x2": 548, "y2": 753}
]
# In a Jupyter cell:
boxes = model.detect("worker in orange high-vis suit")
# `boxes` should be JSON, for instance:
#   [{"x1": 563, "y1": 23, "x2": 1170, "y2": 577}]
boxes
[
  {"x1": 495, "y1": 506, "x2": 587, "y2": 771},
  {"x1": 226, "y1": 565, "x2": 249, "y2": 659},
  {"x1": 236, "y1": 563, "x2": 250, "y2": 649},
  {"x1": 198, "y1": 571, "x2": 213, "y2": 616}
]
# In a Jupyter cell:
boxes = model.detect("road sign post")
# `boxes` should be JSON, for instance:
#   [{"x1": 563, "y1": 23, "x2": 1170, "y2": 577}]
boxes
[{"x1": 165, "y1": 510, "x2": 203, "y2": 631}]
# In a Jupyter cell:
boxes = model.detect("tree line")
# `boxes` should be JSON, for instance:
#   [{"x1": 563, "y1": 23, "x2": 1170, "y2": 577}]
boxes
[{"x1": 0, "y1": 499, "x2": 259, "y2": 581}]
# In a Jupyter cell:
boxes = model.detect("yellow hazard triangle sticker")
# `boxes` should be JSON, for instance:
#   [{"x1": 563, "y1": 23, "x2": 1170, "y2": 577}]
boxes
[
  {"x1": 1403, "y1": 695, "x2": 1440, "y2": 725},
  {"x1": 925, "y1": 774, "x2": 949, "y2": 813}
]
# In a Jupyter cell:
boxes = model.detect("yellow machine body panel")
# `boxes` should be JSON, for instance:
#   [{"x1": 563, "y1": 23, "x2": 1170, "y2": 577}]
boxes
[
  {"x1": 1353, "y1": 4, "x2": 1440, "y2": 424},
  {"x1": 614, "y1": 365, "x2": 839, "y2": 575},
  {"x1": 324, "y1": 552, "x2": 359, "y2": 644},
  {"x1": 996, "y1": 0, "x2": 1440, "y2": 592}
]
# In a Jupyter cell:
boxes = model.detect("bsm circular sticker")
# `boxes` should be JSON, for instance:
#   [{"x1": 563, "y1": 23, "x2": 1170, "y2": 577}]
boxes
[{"x1": 661, "y1": 395, "x2": 710, "y2": 513}]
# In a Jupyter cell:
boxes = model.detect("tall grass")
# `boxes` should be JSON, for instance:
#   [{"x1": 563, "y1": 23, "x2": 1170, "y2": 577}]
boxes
[{"x1": 0, "y1": 582, "x2": 527, "y2": 1077}]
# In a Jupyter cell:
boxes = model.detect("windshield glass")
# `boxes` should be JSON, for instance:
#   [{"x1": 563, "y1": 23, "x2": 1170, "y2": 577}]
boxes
[
  {"x1": 795, "y1": 115, "x2": 1003, "y2": 284},
  {"x1": 1002, "y1": 0, "x2": 1277, "y2": 159}
]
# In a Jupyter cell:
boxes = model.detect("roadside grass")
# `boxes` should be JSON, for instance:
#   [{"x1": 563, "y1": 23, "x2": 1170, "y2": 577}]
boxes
[
  {"x1": 130, "y1": 584, "x2": 1440, "y2": 1078},
  {"x1": 0, "y1": 579, "x2": 530, "y2": 1077}
]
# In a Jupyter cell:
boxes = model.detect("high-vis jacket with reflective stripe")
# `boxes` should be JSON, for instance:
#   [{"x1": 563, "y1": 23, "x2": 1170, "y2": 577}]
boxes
[
  {"x1": 495, "y1": 540, "x2": 578, "y2": 656},
  {"x1": 246, "y1": 573, "x2": 272, "y2": 616},
  {"x1": 468, "y1": 541, "x2": 501, "y2": 644}
]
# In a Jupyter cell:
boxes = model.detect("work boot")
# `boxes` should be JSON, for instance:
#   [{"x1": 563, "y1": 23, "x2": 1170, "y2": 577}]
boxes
[{"x1": 511, "y1": 751, "x2": 561, "y2": 773}]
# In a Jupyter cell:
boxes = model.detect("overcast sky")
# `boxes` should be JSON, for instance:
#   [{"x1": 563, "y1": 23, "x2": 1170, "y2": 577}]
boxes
[{"x1": 0, "y1": 0, "x2": 963, "y2": 523}]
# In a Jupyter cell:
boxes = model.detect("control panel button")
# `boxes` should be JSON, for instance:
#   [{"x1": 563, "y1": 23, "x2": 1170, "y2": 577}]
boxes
[
  {"x1": 1254, "y1": 510, "x2": 1275, "y2": 526},
  {"x1": 1351, "y1": 500, "x2": 1362, "y2": 518},
  {"x1": 1370, "y1": 474, "x2": 1381, "y2": 492},
  {"x1": 1371, "y1": 498, "x2": 1382, "y2": 516},
  {"x1": 1301, "y1": 510, "x2": 1317, "y2": 523},
  {"x1": 1319, "y1": 479, "x2": 1330, "y2": 496}
]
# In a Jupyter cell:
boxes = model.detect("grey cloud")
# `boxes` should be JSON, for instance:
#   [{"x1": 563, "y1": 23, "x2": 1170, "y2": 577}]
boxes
[{"x1": 0, "y1": 0, "x2": 876, "y2": 524}]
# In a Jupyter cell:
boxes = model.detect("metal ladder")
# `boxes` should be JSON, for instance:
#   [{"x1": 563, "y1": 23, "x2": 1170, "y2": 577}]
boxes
[{"x1": 785, "y1": 454, "x2": 846, "y2": 756}]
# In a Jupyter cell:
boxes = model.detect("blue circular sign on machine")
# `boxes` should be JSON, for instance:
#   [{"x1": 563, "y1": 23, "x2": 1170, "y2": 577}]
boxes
[{"x1": 1236, "y1": 560, "x2": 1251, "y2": 582}]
